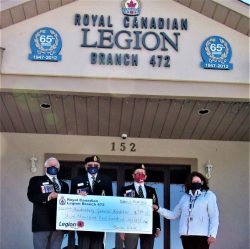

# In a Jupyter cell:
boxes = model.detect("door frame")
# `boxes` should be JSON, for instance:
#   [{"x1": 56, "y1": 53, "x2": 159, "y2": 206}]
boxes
[
  {"x1": 100, "y1": 163, "x2": 191, "y2": 249},
  {"x1": 46, "y1": 153, "x2": 197, "y2": 249}
]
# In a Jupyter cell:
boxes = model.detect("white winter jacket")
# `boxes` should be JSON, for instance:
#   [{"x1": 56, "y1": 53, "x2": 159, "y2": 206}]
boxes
[{"x1": 157, "y1": 190, "x2": 219, "y2": 238}]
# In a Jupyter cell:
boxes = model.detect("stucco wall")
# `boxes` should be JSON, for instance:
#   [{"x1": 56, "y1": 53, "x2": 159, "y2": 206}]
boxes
[{"x1": 0, "y1": 132, "x2": 249, "y2": 249}]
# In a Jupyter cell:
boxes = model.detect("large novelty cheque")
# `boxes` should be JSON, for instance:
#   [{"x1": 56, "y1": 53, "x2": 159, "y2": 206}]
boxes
[{"x1": 56, "y1": 194, "x2": 152, "y2": 234}]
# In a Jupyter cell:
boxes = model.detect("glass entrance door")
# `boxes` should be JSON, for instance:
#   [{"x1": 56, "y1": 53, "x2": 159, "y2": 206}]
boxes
[
  {"x1": 105, "y1": 181, "x2": 164, "y2": 249},
  {"x1": 58, "y1": 161, "x2": 190, "y2": 249}
]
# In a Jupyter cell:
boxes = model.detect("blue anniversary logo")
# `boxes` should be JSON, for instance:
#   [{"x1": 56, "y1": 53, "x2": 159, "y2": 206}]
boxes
[
  {"x1": 200, "y1": 36, "x2": 233, "y2": 70},
  {"x1": 28, "y1": 27, "x2": 62, "y2": 62}
]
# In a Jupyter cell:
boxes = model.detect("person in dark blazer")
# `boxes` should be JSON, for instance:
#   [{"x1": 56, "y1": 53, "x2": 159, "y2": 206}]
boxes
[
  {"x1": 70, "y1": 155, "x2": 113, "y2": 249},
  {"x1": 27, "y1": 157, "x2": 69, "y2": 249},
  {"x1": 119, "y1": 164, "x2": 161, "y2": 249}
]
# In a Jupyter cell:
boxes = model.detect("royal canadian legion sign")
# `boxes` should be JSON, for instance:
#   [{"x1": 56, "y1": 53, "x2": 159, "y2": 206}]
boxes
[
  {"x1": 74, "y1": 0, "x2": 188, "y2": 68},
  {"x1": 28, "y1": 0, "x2": 233, "y2": 71}
]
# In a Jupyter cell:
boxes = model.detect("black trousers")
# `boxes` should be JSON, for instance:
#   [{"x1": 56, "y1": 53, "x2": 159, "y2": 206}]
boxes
[
  {"x1": 181, "y1": 236, "x2": 209, "y2": 249},
  {"x1": 140, "y1": 234, "x2": 155, "y2": 249},
  {"x1": 77, "y1": 231, "x2": 104, "y2": 249},
  {"x1": 124, "y1": 233, "x2": 155, "y2": 249}
]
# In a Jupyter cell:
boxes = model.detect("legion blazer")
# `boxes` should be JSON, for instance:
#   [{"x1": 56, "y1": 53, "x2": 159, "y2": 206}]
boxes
[
  {"x1": 70, "y1": 172, "x2": 113, "y2": 196},
  {"x1": 27, "y1": 175, "x2": 69, "y2": 232},
  {"x1": 120, "y1": 183, "x2": 161, "y2": 234}
]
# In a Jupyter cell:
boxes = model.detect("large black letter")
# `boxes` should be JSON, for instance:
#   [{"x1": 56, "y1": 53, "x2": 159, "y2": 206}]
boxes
[
  {"x1": 142, "y1": 32, "x2": 160, "y2": 51},
  {"x1": 181, "y1": 19, "x2": 188, "y2": 30},
  {"x1": 75, "y1": 14, "x2": 81, "y2": 25},
  {"x1": 97, "y1": 29, "x2": 114, "y2": 48},
  {"x1": 91, "y1": 52, "x2": 97, "y2": 64},
  {"x1": 123, "y1": 16, "x2": 129, "y2": 28},
  {"x1": 81, "y1": 29, "x2": 97, "y2": 47},
  {"x1": 83, "y1": 14, "x2": 89, "y2": 26},
  {"x1": 114, "y1": 30, "x2": 132, "y2": 49},
  {"x1": 160, "y1": 32, "x2": 180, "y2": 51}
]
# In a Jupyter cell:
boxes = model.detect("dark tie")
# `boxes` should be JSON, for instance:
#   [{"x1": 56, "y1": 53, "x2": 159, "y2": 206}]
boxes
[
  {"x1": 52, "y1": 177, "x2": 60, "y2": 193},
  {"x1": 91, "y1": 176, "x2": 96, "y2": 191},
  {"x1": 138, "y1": 186, "x2": 144, "y2": 198}
]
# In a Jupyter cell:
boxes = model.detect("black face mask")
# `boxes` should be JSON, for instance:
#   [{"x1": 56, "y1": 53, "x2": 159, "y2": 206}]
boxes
[{"x1": 190, "y1": 182, "x2": 202, "y2": 190}]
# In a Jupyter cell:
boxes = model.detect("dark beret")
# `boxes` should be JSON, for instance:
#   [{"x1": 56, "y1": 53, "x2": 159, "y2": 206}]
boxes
[
  {"x1": 84, "y1": 155, "x2": 100, "y2": 164},
  {"x1": 133, "y1": 164, "x2": 146, "y2": 172}
]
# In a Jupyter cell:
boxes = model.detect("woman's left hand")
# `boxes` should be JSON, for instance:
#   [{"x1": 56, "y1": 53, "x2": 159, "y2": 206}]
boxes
[
  {"x1": 153, "y1": 204, "x2": 159, "y2": 211},
  {"x1": 154, "y1": 229, "x2": 161, "y2": 237},
  {"x1": 207, "y1": 237, "x2": 216, "y2": 244}
]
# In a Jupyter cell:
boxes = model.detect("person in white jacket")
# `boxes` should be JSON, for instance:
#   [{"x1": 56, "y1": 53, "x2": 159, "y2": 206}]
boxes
[{"x1": 153, "y1": 171, "x2": 219, "y2": 249}]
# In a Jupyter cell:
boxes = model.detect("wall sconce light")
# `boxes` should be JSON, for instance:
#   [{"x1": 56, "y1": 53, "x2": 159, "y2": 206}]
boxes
[
  {"x1": 30, "y1": 155, "x2": 38, "y2": 173},
  {"x1": 204, "y1": 160, "x2": 214, "y2": 179}
]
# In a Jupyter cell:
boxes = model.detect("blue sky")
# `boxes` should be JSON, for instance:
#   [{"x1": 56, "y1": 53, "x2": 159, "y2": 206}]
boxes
[{"x1": 239, "y1": 0, "x2": 250, "y2": 5}]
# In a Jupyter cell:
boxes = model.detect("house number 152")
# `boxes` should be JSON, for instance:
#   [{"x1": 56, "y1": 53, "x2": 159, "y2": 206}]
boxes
[{"x1": 111, "y1": 142, "x2": 136, "y2": 152}]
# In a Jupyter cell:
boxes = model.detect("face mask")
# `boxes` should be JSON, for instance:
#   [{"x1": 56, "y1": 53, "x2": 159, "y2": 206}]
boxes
[
  {"x1": 47, "y1": 166, "x2": 58, "y2": 175},
  {"x1": 190, "y1": 182, "x2": 202, "y2": 190},
  {"x1": 134, "y1": 174, "x2": 146, "y2": 183},
  {"x1": 87, "y1": 166, "x2": 99, "y2": 175}
]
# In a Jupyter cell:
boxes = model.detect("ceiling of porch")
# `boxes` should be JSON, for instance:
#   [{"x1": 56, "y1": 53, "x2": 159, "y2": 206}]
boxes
[{"x1": 0, "y1": 92, "x2": 249, "y2": 141}]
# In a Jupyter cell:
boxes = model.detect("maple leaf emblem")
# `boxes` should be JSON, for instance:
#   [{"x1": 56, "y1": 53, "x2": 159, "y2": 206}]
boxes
[
  {"x1": 77, "y1": 220, "x2": 84, "y2": 228},
  {"x1": 127, "y1": 0, "x2": 137, "y2": 8},
  {"x1": 121, "y1": 0, "x2": 141, "y2": 16}
]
